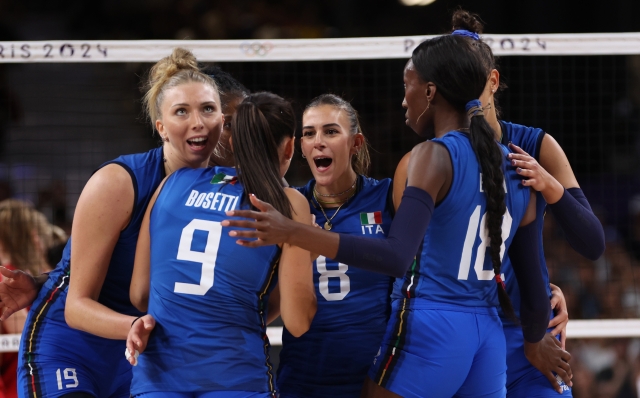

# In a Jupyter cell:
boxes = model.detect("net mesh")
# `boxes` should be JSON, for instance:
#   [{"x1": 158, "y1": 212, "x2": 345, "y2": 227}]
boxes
[{"x1": 1, "y1": 35, "x2": 639, "y2": 394}]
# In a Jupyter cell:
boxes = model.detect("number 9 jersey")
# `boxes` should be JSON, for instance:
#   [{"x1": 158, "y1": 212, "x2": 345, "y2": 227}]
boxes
[{"x1": 130, "y1": 166, "x2": 280, "y2": 396}]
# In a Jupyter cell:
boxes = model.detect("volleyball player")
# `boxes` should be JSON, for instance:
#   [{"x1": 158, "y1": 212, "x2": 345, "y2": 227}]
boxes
[
  {"x1": 276, "y1": 94, "x2": 393, "y2": 398},
  {"x1": 12, "y1": 48, "x2": 224, "y2": 398},
  {"x1": 456, "y1": 10, "x2": 602, "y2": 397},
  {"x1": 205, "y1": 66, "x2": 250, "y2": 168},
  {"x1": 224, "y1": 32, "x2": 552, "y2": 397},
  {"x1": 125, "y1": 92, "x2": 316, "y2": 397}
]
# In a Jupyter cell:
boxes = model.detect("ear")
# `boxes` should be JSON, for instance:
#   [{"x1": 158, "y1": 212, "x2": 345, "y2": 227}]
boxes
[
  {"x1": 424, "y1": 83, "x2": 437, "y2": 102},
  {"x1": 350, "y1": 133, "x2": 365, "y2": 156},
  {"x1": 283, "y1": 136, "x2": 295, "y2": 160},
  {"x1": 155, "y1": 120, "x2": 164, "y2": 136},
  {"x1": 488, "y1": 69, "x2": 500, "y2": 93}
]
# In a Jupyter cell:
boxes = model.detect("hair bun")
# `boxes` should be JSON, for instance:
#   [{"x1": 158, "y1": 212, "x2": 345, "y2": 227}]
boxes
[
  {"x1": 148, "y1": 48, "x2": 199, "y2": 86},
  {"x1": 451, "y1": 9, "x2": 484, "y2": 35}
]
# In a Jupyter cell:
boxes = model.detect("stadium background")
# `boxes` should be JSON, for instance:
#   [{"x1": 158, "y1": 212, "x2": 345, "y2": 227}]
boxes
[{"x1": 1, "y1": 0, "x2": 640, "y2": 396}]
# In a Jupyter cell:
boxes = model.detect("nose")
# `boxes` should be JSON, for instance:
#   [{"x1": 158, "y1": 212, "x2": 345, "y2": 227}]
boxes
[
  {"x1": 191, "y1": 111, "x2": 204, "y2": 131},
  {"x1": 402, "y1": 97, "x2": 408, "y2": 109},
  {"x1": 313, "y1": 132, "x2": 326, "y2": 149}
]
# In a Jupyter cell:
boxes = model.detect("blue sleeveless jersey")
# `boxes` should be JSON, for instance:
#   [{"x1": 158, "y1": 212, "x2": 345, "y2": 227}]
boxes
[
  {"x1": 499, "y1": 121, "x2": 552, "y2": 322},
  {"x1": 19, "y1": 147, "x2": 164, "y2": 398},
  {"x1": 131, "y1": 166, "x2": 280, "y2": 396},
  {"x1": 391, "y1": 131, "x2": 530, "y2": 308},
  {"x1": 277, "y1": 176, "x2": 394, "y2": 398}
]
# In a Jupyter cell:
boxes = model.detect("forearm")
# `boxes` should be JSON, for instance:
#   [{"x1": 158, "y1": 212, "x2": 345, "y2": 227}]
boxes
[
  {"x1": 333, "y1": 186, "x2": 434, "y2": 277},
  {"x1": 277, "y1": 247, "x2": 316, "y2": 337},
  {"x1": 65, "y1": 298, "x2": 137, "y2": 340},
  {"x1": 548, "y1": 188, "x2": 605, "y2": 260},
  {"x1": 508, "y1": 222, "x2": 551, "y2": 343}
]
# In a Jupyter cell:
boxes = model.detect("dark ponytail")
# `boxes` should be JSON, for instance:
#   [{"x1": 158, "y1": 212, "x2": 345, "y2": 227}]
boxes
[
  {"x1": 232, "y1": 92, "x2": 295, "y2": 219},
  {"x1": 412, "y1": 33, "x2": 516, "y2": 321}
]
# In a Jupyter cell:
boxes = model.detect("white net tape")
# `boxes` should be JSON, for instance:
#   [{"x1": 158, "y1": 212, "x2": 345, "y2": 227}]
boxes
[
  {"x1": 0, "y1": 33, "x2": 639, "y2": 63},
  {"x1": 0, "y1": 320, "x2": 638, "y2": 352}
]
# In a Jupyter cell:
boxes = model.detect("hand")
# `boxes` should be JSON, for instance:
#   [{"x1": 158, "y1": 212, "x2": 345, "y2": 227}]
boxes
[
  {"x1": 0, "y1": 267, "x2": 41, "y2": 321},
  {"x1": 508, "y1": 143, "x2": 564, "y2": 204},
  {"x1": 524, "y1": 333, "x2": 573, "y2": 393},
  {"x1": 126, "y1": 314, "x2": 155, "y2": 366},
  {"x1": 549, "y1": 283, "x2": 569, "y2": 349},
  {"x1": 221, "y1": 194, "x2": 295, "y2": 247}
]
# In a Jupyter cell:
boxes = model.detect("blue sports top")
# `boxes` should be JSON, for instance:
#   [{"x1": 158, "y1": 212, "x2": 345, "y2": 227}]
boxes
[
  {"x1": 42, "y1": 146, "x2": 165, "y2": 320},
  {"x1": 499, "y1": 121, "x2": 551, "y2": 322},
  {"x1": 277, "y1": 176, "x2": 394, "y2": 398},
  {"x1": 131, "y1": 166, "x2": 280, "y2": 395},
  {"x1": 391, "y1": 131, "x2": 530, "y2": 308}
]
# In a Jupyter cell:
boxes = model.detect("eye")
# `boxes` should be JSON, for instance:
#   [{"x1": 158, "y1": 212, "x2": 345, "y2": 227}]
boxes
[
  {"x1": 223, "y1": 121, "x2": 231, "y2": 129},
  {"x1": 302, "y1": 130, "x2": 314, "y2": 138},
  {"x1": 326, "y1": 129, "x2": 339, "y2": 135},
  {"x1": 176, "y1": 108, "x2": 186, "y2": 116},
  {"x1": 204, "y1": 105, "x2": 215, "y2": 113}
]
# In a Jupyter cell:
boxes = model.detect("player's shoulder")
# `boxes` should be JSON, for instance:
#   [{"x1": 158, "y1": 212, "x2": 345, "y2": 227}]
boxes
[{"x1": 500, "y1": 120, "x2": 545, "y2": 139}]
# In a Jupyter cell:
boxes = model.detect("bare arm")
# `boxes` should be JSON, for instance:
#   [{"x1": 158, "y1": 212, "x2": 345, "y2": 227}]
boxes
[
  {"x1": 130, "y1": 178, "x2": 167, "y2": 313},
  {"x1": 64, "y1": 164, "x2": 139, "y2": 340},
  {"x1": 277, "y1": 188, "x2": 316, "y2": 337},
  {"x1": 393, "y1": 152, "x2": 411, "y2": 211}
]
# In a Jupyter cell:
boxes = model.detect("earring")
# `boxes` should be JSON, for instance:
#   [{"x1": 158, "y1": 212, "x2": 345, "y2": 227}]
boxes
[
  {"x1": 302, "y1": 153, "x2": 306, "y2": 158},
  {"x1": 163, "y1": 136, "x2": 169, "y2": 142}
]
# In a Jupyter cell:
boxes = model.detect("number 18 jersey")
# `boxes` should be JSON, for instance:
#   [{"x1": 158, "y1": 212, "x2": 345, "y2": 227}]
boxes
[
  {"x1": 131, "y1": 166, "x2": 280, "y2": 396},
  {"x1": 391, "y1": 131, "x2": 530, "y2": 308}
]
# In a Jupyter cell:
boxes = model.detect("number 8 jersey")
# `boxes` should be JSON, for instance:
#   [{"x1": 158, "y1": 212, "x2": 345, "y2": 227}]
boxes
[
  {"x1": 130, "y1": 166, "x2": 280, "y2": 396},
  {"x1": 391, "y1": 131, "x2": 530, "y2": 307}
]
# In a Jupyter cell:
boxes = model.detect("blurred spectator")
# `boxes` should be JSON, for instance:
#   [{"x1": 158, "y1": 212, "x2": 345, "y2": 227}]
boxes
[{"x1": 0, "y1": 199, "x2": 55, "y2": 398}]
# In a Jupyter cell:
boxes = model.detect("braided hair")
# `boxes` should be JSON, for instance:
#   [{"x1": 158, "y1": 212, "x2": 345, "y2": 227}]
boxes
[{"x1": 412, "y1": 33, "x2": 516, "y2": 320}]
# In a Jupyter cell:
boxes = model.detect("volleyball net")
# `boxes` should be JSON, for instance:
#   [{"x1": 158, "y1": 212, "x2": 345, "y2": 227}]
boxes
[{"x1": 0, "y1": 34, "x2": 639, "y2": 386}]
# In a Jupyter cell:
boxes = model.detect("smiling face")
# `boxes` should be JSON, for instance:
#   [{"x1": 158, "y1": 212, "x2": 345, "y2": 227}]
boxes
[
  {"x1": 156, "y1": 81, "x2": 223, "y2": 169},
  {"x1": 402, "y1": 59, "x2": 432, "y2": 137},
  {"x1": 301, "y1": 104, "x2": 360, "y2": 194}
]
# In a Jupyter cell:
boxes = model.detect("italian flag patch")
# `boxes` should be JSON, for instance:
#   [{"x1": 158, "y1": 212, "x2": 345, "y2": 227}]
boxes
[
  {"x1": 210, "y1": 173, "x2": 237, "y2": 184},
  {"x1": 360, "y1": 211, "x2": 382, "y2": 225}
]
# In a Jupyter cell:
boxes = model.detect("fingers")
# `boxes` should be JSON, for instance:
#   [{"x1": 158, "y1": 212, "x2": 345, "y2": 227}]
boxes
[
  {"x1": 223, "y1": 219, "x2": 261, "y2": 229},
  {"x1": 550, "y1": 294, "x2": 560, "y2": 310},
  {"x1": 555, "y1": 360, "x2": 573, "y2": 386},
  {"x1": 560, "y1": 330, "x2": 566, "y2": 350},
  {"x1": 225, "y1": 209, "x2": 264, "y2": 220},
  {"x1": 1, "y1": 307, "x2": 15, "y2": 322},
  {"x1": 542, "y1": 371, "x2": 562, "y2": 394},
  {"x1": 229, "y1": 230, "x2": 261, "y2": 239},
  {"x1": 235, "y1": 239, "x2": 269, "y2": 248},
  {"x1": 508, "y1": 143, "x2": 531, "y2": 156},
  {"x1": 548, "y1": 310, "x2": 568, "y2": 328},
  {"x1": 249, "y1": 194, "x2": 272, "y2": 212},
  {"x1": 0, "y1": 267, "x2": 17, "y2": 278}
]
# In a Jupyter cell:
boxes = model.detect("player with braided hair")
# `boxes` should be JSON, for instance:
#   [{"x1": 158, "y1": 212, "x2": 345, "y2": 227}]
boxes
[
  {"x1": 449, "y1": 9, "x2": 602, "y2": 397},
  {"x1": 223, "y1": 29, "x2": 552, "y2": 398}
]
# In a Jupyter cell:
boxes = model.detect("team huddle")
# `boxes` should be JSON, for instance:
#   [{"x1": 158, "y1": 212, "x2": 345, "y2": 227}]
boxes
[{"x1": 0, "y1": 10, "x2": 605, "y2": 398}]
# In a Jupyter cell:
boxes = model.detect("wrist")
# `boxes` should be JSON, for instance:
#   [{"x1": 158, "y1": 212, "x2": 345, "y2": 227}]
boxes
[{"x1": 541, "y1": 178, "x2": 564, "y2": 204}]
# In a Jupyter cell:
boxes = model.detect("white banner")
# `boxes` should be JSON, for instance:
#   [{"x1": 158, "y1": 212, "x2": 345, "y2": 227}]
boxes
[{"x1": 0, "y1": 33, "x2": 638, "y2": 63}]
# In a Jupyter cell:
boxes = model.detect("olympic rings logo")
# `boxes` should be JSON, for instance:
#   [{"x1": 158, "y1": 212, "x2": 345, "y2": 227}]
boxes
[{"x1": 240, "y1": 41, "x2": 274, "y2": 57}]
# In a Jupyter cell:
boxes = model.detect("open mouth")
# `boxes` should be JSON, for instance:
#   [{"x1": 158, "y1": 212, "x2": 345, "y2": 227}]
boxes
[
  {"x1": 187, "y1": 136, "x2": 208, "y2": 149},
  {"x1": 314, "y1": 157, "x2": 333, "y2": 170}
]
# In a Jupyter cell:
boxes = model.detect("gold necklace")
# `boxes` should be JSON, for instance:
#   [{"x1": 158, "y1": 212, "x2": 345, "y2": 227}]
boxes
[
  {"x1": 313, "y1": 177, "x2": 358, "y2": 206},
  {"x1": 312, "y1": 187, "x2": 356, "y2": 231},
  {"x1": 313, "y1": 177, "x2": 357, "y2": 197}
]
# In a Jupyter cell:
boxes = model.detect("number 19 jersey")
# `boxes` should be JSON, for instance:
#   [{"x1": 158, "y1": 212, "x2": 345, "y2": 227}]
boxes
[
  {"x1": 130, "y1": 166, "x2": 280, "y2": 396},
  {"x1": 391, "y1": 131, "x2": 530, "y2": 307}
]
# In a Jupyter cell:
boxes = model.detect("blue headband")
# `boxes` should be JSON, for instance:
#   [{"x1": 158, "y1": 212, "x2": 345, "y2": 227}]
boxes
[
  {"x1": 452, "y1": 29, "x2": 480, "y2": 41},
  {"x1": 465, "y1": 99, "x2": 484, "y2": 117}
]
